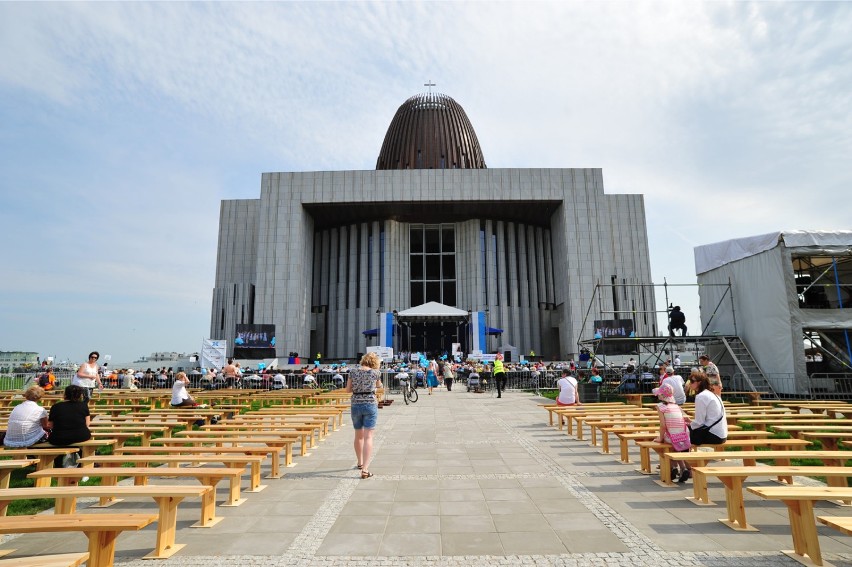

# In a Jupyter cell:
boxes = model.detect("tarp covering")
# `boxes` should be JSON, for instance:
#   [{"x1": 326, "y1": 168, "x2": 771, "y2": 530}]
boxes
[
  {"x1": 396, "y1": 302, "x2": 469, "y2": 320},
  {"x1": 695, "y1": 230, "x2": 852, "y2": 275}
]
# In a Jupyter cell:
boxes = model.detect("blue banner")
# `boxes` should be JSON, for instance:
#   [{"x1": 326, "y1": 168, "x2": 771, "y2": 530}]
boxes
[{"x1": 379, "y1": 312, "x2": 394, "y2": 348}]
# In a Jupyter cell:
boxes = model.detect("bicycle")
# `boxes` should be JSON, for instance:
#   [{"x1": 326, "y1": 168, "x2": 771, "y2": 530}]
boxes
[{"x1": 398, "y1": 374, "x2": 418, "y2": 405}]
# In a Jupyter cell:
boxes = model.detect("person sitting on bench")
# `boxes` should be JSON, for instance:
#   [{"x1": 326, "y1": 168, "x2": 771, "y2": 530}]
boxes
[
  {"x1": 171, "y1": 372, "x2": 198, "y2": 407},
  {"x1": 48, "y1": 385, "x2": 92, "y2": 467}
]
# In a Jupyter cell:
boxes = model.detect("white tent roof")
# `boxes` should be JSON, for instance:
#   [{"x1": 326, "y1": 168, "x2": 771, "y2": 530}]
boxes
[
  {"x1": 695, "y1": 230, "x2": 852, "y2": 275},
  {"x1": 396, "y1": 302, "x2": 469, "y2": 319}
]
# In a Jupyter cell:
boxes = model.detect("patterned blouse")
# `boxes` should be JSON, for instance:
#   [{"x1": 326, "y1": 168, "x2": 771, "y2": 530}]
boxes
[{"x1": 350, "y1": 367, "x2": 380, "y2": 405}]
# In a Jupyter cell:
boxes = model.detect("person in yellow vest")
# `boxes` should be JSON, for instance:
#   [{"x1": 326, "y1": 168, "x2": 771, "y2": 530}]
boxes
[{"x1": 493, "y1": 354, "x2": 506, "y2": 398}]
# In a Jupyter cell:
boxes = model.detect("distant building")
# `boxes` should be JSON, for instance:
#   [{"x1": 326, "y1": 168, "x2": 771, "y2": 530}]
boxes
[
  {"x1": 211, "y1": 92, "x2": 655, "y2": 360},
  {"x1": 0, "y1": 351, "x2": 39, "y2": 372}
]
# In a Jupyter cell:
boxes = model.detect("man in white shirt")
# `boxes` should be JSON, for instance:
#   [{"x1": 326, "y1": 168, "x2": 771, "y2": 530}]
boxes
[
  {"x1": 273, "y1": 371, "x2": 287, "y2": 389},
  {"x1": 661, "y1": 367, "x2": 686, "y2": 405},
  {"x1": 556, "y1": 370, "x2": 580, "y2": 406}
]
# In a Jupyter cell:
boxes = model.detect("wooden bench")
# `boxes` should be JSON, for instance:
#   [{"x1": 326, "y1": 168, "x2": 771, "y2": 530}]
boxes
[
  {"x1": 663, "y1": 450, "x2": 852, "y2": 504},
  {"x1": 748, "y1": 486, "x2": 852, "y2": 566},
  {"x1": 0, "y1": 513, "x2": 157, "y2": 567},
  {"x1": 818, "y1": 516, "x2": 852, "y2": 566},
  {"x1": 0, "y1": 552, "x2": 88, "y2": 567},
  {"x1": 0, "y1": 485, "x2": 214, "y2": 557},
  {"x1": 560, "y1": 408, "x2": 655, "y2": 436},
  {"x1": 151, "y1": 436, "x2": 296, "y2": 470},
  {"x1": 0, "y1": 460, "x2": 37, "y2": 490},
  {"x1": 692, "y1": 466, "x2": 852, "y2": 531},
  {"x1": 79, "y1": 453, "x2": 266, "y2": 493},
  {"x1": 249, "y1": 406, "x2": 347, "y2": 429},
  {"x1": 0, "y1": 448, "x2": 85, "y2": 486},
  {"x1": 28, "y1": 465, "x2": 246, "y2": 507},
  {"x1": 636, "y1": 437, "x2": 812, "y2": 477},
  {"x1": 612, "y1": 427, "x2": 748, "y2": 465},
  {"x1": 542, "y1": 402, "x2": 624, "y2": 427},
  {"x1": 114, "y1": 445, "x2": 286, "y2": 479},
  {"x1": 32, "y1": 439, "x2": 116, "y2": 459},
  {"x1": 196, "y1": 422, "x2": 320, "y2": 453}
]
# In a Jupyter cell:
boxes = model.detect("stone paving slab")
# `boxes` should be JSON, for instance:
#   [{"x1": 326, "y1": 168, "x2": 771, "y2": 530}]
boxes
[{"x1": 2, "y1": 389, "x2": 852, "y2": 566}]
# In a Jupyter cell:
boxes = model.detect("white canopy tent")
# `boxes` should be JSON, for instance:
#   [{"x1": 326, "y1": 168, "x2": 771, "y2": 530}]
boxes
[{"x1": 395, "y1": 302, "x2": 470, "y2": 321}]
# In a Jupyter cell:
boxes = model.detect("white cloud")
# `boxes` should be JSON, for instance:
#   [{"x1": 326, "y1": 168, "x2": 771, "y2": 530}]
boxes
[{"x1": 1, "y1": 1, "x2": 850, "y2": 360}]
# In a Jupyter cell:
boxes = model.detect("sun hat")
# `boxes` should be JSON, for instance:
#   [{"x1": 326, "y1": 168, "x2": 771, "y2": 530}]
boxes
[{"x1": 653, "y1": 383, "x2": 676, "y2": 403}]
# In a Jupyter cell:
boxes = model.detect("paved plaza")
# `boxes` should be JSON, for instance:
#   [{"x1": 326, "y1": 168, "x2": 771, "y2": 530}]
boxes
[{"x1": 4, "y1": 390, "x2": 852, "y2": 566}]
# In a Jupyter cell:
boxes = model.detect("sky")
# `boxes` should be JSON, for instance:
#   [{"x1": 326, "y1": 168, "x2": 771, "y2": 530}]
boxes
[{"x1": 1, "y1": 1, "x2": 850, "y2": 365}]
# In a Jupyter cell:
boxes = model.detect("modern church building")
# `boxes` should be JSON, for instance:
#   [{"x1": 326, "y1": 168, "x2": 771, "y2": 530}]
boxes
[{"x1": 210, "y1": 92, "x2": 655, "y2": 361}]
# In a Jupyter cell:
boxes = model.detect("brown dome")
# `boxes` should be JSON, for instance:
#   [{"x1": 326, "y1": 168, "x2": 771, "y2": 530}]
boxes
[{"x1": 376, "y1": 92, "x2": 486, "y2": 170}]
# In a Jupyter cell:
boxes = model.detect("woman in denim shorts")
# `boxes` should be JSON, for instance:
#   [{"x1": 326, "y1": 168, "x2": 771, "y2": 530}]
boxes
[{"x1": 346, "y1": 352, "x2": 383, "y2": 479}]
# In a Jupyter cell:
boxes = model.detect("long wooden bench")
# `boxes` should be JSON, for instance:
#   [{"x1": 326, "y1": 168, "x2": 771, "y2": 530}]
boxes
[
  {"x1": 0, "y1": 485, "x2": 214, "y2": 557},
  {"x1": 0, "y1": 513, "x2": 157, "y2": 567},
  {"x1": 221, "y1": 415, "x2": 332, "y2": 438},
  {"x1": 818, "y1": 516, "x2": 852, "y2": 566},
  {"x1": 692, "y1": 466, "x2": 852, "y2": 531},
  {"x1": 151, "y1": 436, "x2": 296, "y2": 470},
  {"x1": 748, "y1": 486, "x2": 852, "y2": 566},
  {"x1": 0, "y1": 447, "x2": 86, "y2": 487},
  {"x1": 0, "y1": 552, "x2": 88, "y2": 567},
  {"x1": 637, "y1": 437, "x2": 812, "y2": 477},
  {"x1": 79, "y1": 453, "x2": 266, "y2": 493},
  {"x1": 542, "y1": 402, "x2": 625, "y2": 427},
  {"x1": 249, "y1": 406, "x2": 347, "y2": 429},
  {"x1": 114, "y1": 445, "x2": 286, "y2": 479},
  {"x1": 659, "y1": 450, "x2": 852, "y2": 504},
  {"x1": 28, "y1": 465, "x2": 246, "y2": 507},
  {"x1": 32, "y1": 439, "x2": 116, "y2": 459},
  {"x1": 185, "y1": 425, "x2": 314, "y2": 455},
  {"x1": 0, "y1": 460, "x2": 37, "y2": 491},
  {"x1": 612, "y1": 426, "x2": 749, "y2": 465}
]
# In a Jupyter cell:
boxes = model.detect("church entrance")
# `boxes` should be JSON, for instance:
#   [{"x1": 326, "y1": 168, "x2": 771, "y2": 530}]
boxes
[{"x1": 401, "y1": 321, "x2": 465, "y2": 357}]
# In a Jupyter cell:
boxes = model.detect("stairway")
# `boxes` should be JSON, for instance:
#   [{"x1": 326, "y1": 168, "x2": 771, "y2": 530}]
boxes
[{"x1": 720, "y1": 337, "x2": 778, "y2": 399}]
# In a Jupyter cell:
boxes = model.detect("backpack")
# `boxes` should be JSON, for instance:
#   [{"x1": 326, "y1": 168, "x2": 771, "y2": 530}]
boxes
[{"x1": 38, "y1": 373, "x2": 50, "y2": 387}]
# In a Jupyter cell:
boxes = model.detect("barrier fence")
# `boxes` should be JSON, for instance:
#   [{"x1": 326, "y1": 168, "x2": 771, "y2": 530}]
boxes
[{"x1": 4, "y1": 369, "x2": 852, "y2": 401}]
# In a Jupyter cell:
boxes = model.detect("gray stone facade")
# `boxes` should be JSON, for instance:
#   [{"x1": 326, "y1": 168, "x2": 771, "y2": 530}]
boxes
[{"x1": 211, "y1": 168, "x2": 654, "y2": 360}]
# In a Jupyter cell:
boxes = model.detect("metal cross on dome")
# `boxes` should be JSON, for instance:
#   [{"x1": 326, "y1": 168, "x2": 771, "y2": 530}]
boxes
[{"x1": 424, "y1": 80, "x2": 436, "y2": 93}]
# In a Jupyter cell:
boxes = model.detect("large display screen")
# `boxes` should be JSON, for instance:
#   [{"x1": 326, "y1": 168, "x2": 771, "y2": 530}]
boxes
[{"x1": 234, "y1": 324, "x2": 276, "y2": 358}]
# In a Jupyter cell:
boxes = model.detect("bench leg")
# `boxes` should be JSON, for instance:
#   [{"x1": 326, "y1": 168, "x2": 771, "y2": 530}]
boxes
[
  {"x1": 638, "y1": 446, "x2": 652, "y2": 475},
  {"x1": 619, "y1": 438, "x2": 630, "y2": 464},
  {"x1": 718, "y1": 477, "x2": 756, "y2": 531},
  {"x1": 576, "y1": 422, "x2": 585, "y2": 441},
  {"x1": 191, "y1": 488, "x2": 222, "y2": 528},
  {"x1": 214, "y1": 475, "x2": 245, "y2": 507},
  {"x1": 266, "y1": 451, "x2": 282, "y2": 479},
  {"x1": 687, "y1": 469, "x2": 713, "y2": 505},
  {"x1": 590, "y1": 426, "x2": 598, "y2": 446},
  {"x1": 601, "y1": 431, "x2": 610, "y2": 454},
  {"x1": 146, "y1": 496, "x2": 186, "y2": 559},
  {"x1": 783, "y1": 499, "x2": 824, "y2": 566},
  {"x1": 85, "y1": 529, "x2": 120, "y2": 567},
  {"x1": 244, "y1": 461, "x2": 265, "y2": 493},
  {"x1": 657, "y1": 453, "x2": 675, "y2": 487}
]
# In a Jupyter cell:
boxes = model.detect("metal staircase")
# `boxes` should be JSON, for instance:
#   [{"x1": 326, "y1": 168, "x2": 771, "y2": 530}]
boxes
[{"x1": 720, "y1": 337, "x2": 778, "y2": 399}]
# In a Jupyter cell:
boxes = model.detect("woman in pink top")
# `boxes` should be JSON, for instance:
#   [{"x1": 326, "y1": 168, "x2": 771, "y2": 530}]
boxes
[{"x1": 652, "y1": 383, "x2": 691, "y2": 483}]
